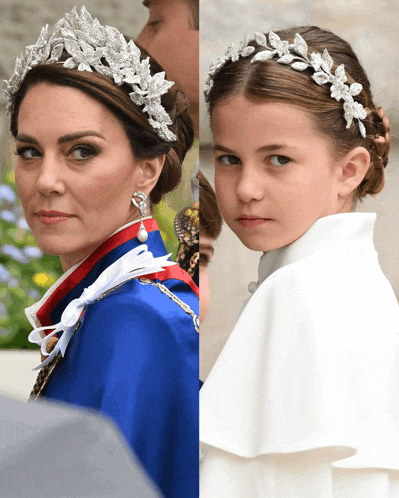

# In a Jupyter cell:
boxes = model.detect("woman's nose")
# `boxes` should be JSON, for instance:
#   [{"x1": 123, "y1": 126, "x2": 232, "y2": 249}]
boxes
[
  {"x1": 36, "y1": 157, "x2": 66, "y2": 196},
  {"x1": 235, "y1": 165, "x2": 264, "y2": 204}
]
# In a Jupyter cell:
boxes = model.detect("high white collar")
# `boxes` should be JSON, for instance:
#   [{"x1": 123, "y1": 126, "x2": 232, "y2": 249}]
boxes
[{"x1": 256, "y1": 212, "x2": 376, "y2": 287}]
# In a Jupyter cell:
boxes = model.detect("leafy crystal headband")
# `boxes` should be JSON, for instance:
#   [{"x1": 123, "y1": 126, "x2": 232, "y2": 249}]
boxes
[
  {"x1": 3, "y1": 6, "x2": 176, "y2": 142},
  {"x1": 204, "y1": 32, "x2": 367, "y2": 138}
]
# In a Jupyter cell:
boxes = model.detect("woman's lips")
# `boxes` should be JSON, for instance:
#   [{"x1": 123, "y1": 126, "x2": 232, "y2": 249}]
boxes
[
  {"x1": 237, "y1": 217, "x2": 271, "y2": 228},
  {"x1": 36, "y1": 211, "x2": 75, "y2": 225}
]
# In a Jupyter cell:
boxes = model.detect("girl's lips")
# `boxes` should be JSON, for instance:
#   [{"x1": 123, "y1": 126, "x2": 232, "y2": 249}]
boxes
[{"x1": 237, "y1": 218, "x2": 271, "y2": 228}]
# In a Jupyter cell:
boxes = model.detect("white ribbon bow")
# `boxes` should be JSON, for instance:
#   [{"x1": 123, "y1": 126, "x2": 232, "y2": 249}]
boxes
[{"x1": 28, "y1": 245, "x2": 175, "y2": 371}]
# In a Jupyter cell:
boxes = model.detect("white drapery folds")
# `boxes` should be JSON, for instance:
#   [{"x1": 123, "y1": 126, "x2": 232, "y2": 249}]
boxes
[{"x1": 200, "y1": 213, "x2": 399, "y2": 497}]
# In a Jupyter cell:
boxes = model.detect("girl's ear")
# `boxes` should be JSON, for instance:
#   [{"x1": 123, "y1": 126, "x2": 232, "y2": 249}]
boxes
[
  {"x1": 337, "y1": 147, "x2": 370, "y2": 198},
  {"x1": 135, "y1": 155, "x2": 166, "y2": 195}
]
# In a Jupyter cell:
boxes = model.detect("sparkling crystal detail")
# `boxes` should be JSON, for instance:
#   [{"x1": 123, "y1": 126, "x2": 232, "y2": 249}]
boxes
[
  {"x1": 3, "y1": 6, "x2": 176, "y2": 142},
  {"x1": 204, "y1": 31, "x2": 367, "y2": 138}
]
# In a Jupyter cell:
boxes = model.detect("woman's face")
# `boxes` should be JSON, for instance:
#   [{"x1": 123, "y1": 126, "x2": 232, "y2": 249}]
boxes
[
  {"x1": 212, "y1": 95, "x2": 351, "y2": 252},
  {"x1": 15, "y1": 83, "x2": 147, "y2": 271},
  {"x1": 199, "y1": 231, "x2": 215, "y2": 324}
]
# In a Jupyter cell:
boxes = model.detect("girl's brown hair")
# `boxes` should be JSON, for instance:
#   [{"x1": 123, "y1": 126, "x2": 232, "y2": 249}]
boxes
[
  {"x1": 10, "y1": 45, "x2": 194, "y2": 205},
  {"x1": 199, "y1": 171, "x2": 222, "y2": 239},
  {"x1": 207, "y1": 26, "x2": 390, "y2": 200},
  {"x1": 186, "y1": 0, "x2": 199, "y2": 30}
]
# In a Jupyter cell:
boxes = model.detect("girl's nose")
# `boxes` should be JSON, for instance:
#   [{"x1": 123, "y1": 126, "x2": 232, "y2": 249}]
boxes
[{"x1": 236, "y1": 165, "x2": 264, "y2": 204}]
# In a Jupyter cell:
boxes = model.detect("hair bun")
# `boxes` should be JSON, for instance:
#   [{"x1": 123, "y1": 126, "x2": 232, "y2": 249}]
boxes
[
  {"x1": 357, "y1": 107, "x2": 391, "y2": 198},
  {"x1": 372, "y1": 107, "x2": 391, "y2": 168}
]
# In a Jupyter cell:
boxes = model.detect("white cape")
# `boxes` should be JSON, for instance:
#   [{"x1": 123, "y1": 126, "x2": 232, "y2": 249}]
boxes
[{"x1": 200, "y1": 213, "x2": 399, "y2": 497}]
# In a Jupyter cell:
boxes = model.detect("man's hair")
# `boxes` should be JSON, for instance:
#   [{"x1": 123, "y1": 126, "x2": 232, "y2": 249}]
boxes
[{"x1": 185, "y1": 0, "x2": 198, "y2": 30}]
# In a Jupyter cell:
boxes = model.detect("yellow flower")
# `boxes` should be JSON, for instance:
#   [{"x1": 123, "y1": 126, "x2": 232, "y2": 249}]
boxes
[
  {"x1": 6, "y1": 170, "x2": 15, "y2": 184},
  {"x1": 33, "y1": 272, "x2": 56, "y2": 287}
]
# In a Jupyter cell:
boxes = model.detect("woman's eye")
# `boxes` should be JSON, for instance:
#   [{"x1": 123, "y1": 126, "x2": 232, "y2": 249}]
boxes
[
  {"x1": 269, "y1": 155, "x2": 291, "y2": 167},
  {"x1": 15, "y1": 147, "x2": 41, "y2": 159},
  {"x1": 217, "y1": 154, "x2": 241, "y2": 166},
  {"x1": 70, "y1": 146, "x2": 97, "y2": 160}
]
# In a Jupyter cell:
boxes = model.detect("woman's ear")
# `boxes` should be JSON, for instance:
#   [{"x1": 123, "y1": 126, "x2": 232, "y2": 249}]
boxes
[
  {"x1": 136, "y1": 155, "x2": 165, "y2": 194},
  {"x1": 337, "y1": 147, "x2": 370, "y2": 198}
]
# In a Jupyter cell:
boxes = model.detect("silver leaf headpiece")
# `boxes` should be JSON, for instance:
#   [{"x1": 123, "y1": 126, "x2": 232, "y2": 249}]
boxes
[
  {"x1": 204, "y1": 32, "x2": 367, "y2": 138},
  {"x1": 3, "y1": 6, "x2": 177, "y2": 142}
]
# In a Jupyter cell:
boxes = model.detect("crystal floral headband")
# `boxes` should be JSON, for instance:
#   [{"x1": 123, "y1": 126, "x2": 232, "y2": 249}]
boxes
[
  {"x1": 3, "y1": 6, "x2": 176, "y2": 142},
  {"x1": 204, "y1": 32, "x2": 367, "y2": 138}
]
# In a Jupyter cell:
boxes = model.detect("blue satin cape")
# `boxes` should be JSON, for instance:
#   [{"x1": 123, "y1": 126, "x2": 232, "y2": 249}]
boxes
[{"x1": 26, "y1": 219, "x2": 199, "y2": 498}]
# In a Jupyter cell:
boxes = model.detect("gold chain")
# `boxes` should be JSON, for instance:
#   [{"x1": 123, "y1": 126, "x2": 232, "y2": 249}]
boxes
[{"x1": 139, "y1": 278, "x2": 199, "y2": 333}]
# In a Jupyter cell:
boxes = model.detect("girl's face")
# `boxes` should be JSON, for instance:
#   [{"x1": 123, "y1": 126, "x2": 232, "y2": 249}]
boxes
[
  {"x1": 15, "y1": 83, "x2": 155, "y2": 271},
  {"x1": 212, "y1": 95, "x2": 351, "y2": 252}
]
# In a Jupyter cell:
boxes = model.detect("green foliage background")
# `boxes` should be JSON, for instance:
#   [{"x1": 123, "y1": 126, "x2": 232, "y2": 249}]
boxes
[
  {"x1": 0, "y1": 168, "x2": 62, "y2": 349},
  {"x1": 0, "y1": 139, "x2": 197, "y2": 349}
]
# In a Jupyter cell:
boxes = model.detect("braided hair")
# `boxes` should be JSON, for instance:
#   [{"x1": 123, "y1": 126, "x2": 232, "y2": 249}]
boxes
[{"x1": 207, "y1": 26, "x2": 391, "y2": 201}]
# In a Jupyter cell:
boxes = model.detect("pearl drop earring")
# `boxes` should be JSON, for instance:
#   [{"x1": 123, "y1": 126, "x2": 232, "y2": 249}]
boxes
[{"x1": 132, "y1": 191, "x2": 148, "y2": 242}]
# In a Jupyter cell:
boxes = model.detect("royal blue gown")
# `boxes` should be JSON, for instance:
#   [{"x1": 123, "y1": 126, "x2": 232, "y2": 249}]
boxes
[{"x1": 25, "y1": 219, "x2": 199, "y2": 498}]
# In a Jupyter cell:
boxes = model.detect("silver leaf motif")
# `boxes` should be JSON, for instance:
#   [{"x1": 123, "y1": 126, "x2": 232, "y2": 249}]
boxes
[
  {"x1": 310, "y1": 52, "x2": 324, "y2": 71},
  {"x1": 277, "y1": 54, "x2": 295, "y2": 64},
  {"x1": 330, "y1": 81, "x2": 349, "y2": 101},
  {"x1": 321, "y1": 49, "x2": 334, "y2": 72},
  {"x1": 291, "y1": 62, "x2": 309, "y2": 71},
  {"x1": 358, "y1": 120, "x2": 366, "y2": 138},
  {"x1": 254, "y1": 32, "x2": 267, "y2": 47},
  {"x1": 251, "y1": 50, "x2": 274, "y2": 62},
  {"x1": 241, "y1": 46, "x2": 255, "y2": 57},
  {"x1": 334, "y1": 64, "x2": 347, "y2": 83},
  {"x1": 238, "y1": 35, "x2": 251, "y2": 53},
  {"x1": 312, "y1": 72, "x2": 330, "y2": 85},
  {"x1": 349, "y1": 83, "x2": 363, "y2": 96},
  {"x1": 3, "y1": 6, "x2": 176, "y2": 142},
  {"x1": 268, "y1": 32, "x2": 281, "y2": 49},
  {"x1": 204, "y1": 30, "x2": 368, "y2": 138},
  {"x1": 293, "y1": 33, "x2": 307, "y2": 58}
]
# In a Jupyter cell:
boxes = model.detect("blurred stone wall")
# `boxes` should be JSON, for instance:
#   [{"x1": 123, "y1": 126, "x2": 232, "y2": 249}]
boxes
[
  {"x1": 0, "y1": 0, "x2": 148, "y2": 171},
  {"x1": 200, "y1": 0, "x2": 399, "y2": 143}
]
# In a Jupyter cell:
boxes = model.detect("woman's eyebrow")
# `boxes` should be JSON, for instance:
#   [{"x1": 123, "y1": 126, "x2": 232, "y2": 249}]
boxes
[
  {"x1": 16, "y1": 134, "x2": 38, "y2": 144},
  {"x1": 16, "y1": 131, "x2": 108, "y2": 144},
  {"x1": 58, "y1": 131, "x2": 108, "y2": 144}
]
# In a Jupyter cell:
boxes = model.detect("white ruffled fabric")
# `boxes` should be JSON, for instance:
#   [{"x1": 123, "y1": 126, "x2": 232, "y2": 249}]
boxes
[
  {"x1": 200, "y1": 213, "x2": 399, "y2": 497},
  {"x1": 27, "y1": 243, "x2": 175, "y2": 370}
]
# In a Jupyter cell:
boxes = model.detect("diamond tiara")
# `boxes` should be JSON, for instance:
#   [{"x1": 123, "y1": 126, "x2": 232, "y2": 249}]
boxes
[
  {"x1": 204, "y1": 31, "x2": 367, "y2": 138},
  {"x1": 3, "y1": 6, "x2": 177, "y2": 142}
]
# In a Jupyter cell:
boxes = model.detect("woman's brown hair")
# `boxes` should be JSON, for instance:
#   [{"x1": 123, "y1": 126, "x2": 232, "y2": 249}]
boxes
[
  {"x1": 207, "y1": 26, "x2": 390, "y2": 200},
  {"x1": 199, "y1": 171, "x2": 222, "y2": 239},
  {"x1": 9, "y1": 45, "x2": 194, "y2": 205}
]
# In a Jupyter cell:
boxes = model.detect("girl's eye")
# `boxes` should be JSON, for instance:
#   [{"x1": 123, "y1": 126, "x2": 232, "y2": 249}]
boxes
[
  {"x1": 217, "y1": 154, "x2": 241, "y2": 166},
  {"x1": 269, "y1": 155, "x2": 291, "y2": 167},
  {"x1": 15, "y1": 147, "x2": 41, "y2": 159},
  {"x1": 199, "y1": 253, "x2": 211, "y2": 267},
  {"x1": 147, "y1": 20, "x2": 161, "y2": 30},
  {"x1": 70, "y1": 146, "x2": 97, "y2": 160}
]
